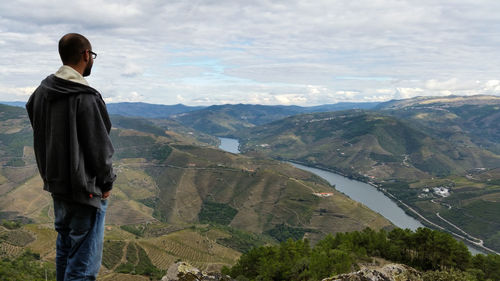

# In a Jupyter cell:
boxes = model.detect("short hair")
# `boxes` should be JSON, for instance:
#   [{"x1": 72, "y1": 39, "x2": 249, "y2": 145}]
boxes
[{"x1": 58, "y1": 33, "x2": 91, "y2": 65}]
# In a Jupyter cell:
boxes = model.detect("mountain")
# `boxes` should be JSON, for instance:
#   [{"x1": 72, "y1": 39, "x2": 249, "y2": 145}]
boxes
[
  {"x1": 171, "y1": 104, "x2": 304, "y2": 136},
  {"x1": 110, "y1": 114, "x2": 219, "y2": 146},
  {"x1": 172, "y1": 102, "x2": 380, "y2": 136},
  {"x1": 237, "y1": 110, "x2": 500, "y2": 180},
  {"x1": 305, "y1": 101, "x2": 380, "y2": 112},
  {"x1": 0, "y1": 101, "x2": 26, "y2": 108},
  {"x1": 0, "y1": 104, "x2": 392, "y2": 279},
  {"x1": 374, "y1": 95, "x2": 500, "y2": 110},
  {"x1": 376, "y1": 95, "x2": 500, "y2": 154},
  {"x1": 107, "y1": 102, "x2": 205, "y2": 118},
  {"x1": 0, "y1": 104, "x2": 37, "y2": 198},
  {"x1": 234, "y1": 106, "x2": 500, "y2": 252}
]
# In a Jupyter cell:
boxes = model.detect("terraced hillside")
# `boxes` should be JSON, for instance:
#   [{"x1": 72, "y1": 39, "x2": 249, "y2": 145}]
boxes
[
  {"x1": 0, "y1": 104, "x2": 392, "y2": 279},
  {"x1": 377, "y1": 95, "x2": 500, "y2": 154},
  {"x1": 235, "y1": 107, "x2": 500, "y2": 252},
  {"x1": 171, "y1": 103, "x2": 379, "y2": 136},
  {"x1": 238, "y1": 110, "x2": 500, "y2": 181}
]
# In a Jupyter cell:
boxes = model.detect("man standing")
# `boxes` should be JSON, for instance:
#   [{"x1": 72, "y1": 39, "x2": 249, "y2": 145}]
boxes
[{"x1": 26, "y1": 33, "x2": 116, "y2": 280}]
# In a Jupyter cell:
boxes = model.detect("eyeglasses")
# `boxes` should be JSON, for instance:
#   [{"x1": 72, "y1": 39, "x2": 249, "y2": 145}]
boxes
[{"x1": 81, "y1": 50, "x2": 97, "y2": 59}]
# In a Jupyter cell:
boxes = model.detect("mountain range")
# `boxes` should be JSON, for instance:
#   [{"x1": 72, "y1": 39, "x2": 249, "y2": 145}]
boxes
[
  {"x1": 153, "y1": 95, "x2": 500, "y2": 253},
  {"x1": 0, "y1": 103, "x2": 390, "y2": 279},
  {"x1": 1, "y1": 95, "x2": 499, "y2": 280}
]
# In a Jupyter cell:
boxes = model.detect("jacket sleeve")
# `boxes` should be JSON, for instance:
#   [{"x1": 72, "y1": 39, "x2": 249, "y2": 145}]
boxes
[{"x1": 76, "y1": 94, "x2": 116, "y2": 192}]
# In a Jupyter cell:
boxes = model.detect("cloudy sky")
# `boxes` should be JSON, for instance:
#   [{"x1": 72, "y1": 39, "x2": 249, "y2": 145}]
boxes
[{"x1": 1, "y1": 0, "x2": 500, "y2": 106}]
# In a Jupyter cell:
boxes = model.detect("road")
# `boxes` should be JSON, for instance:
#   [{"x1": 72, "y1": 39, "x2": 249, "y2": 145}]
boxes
[{"x1": 384, "y1": 189, "x2": 500, "y2": 255}]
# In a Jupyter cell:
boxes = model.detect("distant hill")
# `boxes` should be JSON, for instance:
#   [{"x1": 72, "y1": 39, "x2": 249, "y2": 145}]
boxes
[
  {"x1": 376, "y1": 95, "x2": 500, "y2": 154},
  {"x1": 110, "y1": 114, "x2": 219, "y2": 146},
  {"x1": 0, "y1": 104, "x2": 33, "y2": 169},
  {"x1": 171, "y1": 104, "x2": 297, "y2": 136},
  {"x1": 305, "y1": 101, "x2": 379, "y2": 112},
  {"x1": 234, "y1": 107, "x2": 500, "y2": 252},
  {"x1": 107, "y1": 102, "x2": 205, "y2": 118},
  {"x1": 237, "y1": 110, "x2": 500, "y2": 180},
  {"x1": 0, "y1": 101, "x2": 26, "y2": 108},
  {"x1": 172, "y1": 102, "x2": 380, "y2": 136},
  {"x1": 375, "y1": 95, "x2": 500, "y2": 110}
]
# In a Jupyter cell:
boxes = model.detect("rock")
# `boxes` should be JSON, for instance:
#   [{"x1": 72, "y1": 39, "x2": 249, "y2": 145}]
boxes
[
  {"x1": 322, "y1": 263, "x2": 423, "y2": 281},
  {"x1": 162, "y1": 262, "x2": 235, "y2": 281}
]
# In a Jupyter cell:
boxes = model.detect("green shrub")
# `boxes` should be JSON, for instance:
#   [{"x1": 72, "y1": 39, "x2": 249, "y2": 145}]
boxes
[{"x1": 198, "y1": 201, "x2": 238, "y2": 225}]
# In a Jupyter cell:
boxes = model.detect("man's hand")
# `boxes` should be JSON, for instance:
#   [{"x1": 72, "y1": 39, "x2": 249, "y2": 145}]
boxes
[{"x1": 102, "y1": 191, "x2": 111, "y2": 200}]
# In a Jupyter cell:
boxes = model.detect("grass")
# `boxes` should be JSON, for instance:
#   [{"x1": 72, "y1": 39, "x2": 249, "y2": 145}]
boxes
[
  {"x1": 398, "y1": 169, "x2": 500, "y2": 252},
  {"x1": 23, "y1": 224, "x2": 57, "y2": 259},
  {"x1": 126, "y1": 242, "x2": 138, "y2": 265},
  {"x1": 114, "y1": 242, "x2": 165, "y2": 279},
  {"x1": 0, "y1": 242, "x2": 24, "y2": 258},
  {"x1": 264, "y1": 224, "x2": 311, "y2": 242},
  {"x1": 141, "y1": 229, "x2": 241, "y2": 270},
  {"x1": 104, "y1": 225, "x2": 138, "y2": 240},
  {"x1": 0, "y1": 229, "x2": 35, "y2": 246},
  {"x1": 102, "y1": 240, "x2": 126, "y2": 269},
  {"x1": 198, "y1": 201, "x2": 238, "y2": 226},
  {"x1": 120, "y1": 225, "x2": 146, "y2": 237},
  {"x1": 113, "y1": 167, "x2": 157, "y2": 201},
  {"x1": 441, "y1": 200, "x2": 500, "y2": 241},
  {"x1": 0, "y1": 175, "x2": 51, "y2": 223},
  {"x1": 211, "y1": 225, "x2": 271, "y2": 253}
]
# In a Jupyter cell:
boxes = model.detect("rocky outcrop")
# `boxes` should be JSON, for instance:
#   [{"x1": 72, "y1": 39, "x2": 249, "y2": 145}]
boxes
[
  {"x1": 161, "y1": 262, "x2": 235, "y2": 281},
  {"x1": 322, "y1": 264, "x2": 423, "y2": 281},
  {"x1": 162, "y1": 262, "x2": 421, "y2": 281}
]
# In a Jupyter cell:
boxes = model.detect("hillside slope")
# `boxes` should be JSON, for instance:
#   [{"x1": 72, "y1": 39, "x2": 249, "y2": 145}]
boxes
[
  {"x1": 377, "y1": 95, "x2": 500, "y2": 154},
  {"x1": 172, "y1": 103, "x2": 379, "y2": 136},
  {"x1": 107, "y1": 102, "x2": 205, "y2": 118},
  {"x1": 238, "y1": 110, "x2": 500, "y2": 181},
  {"x1": 236, "y1": 108, "x2": 500, "y2": 252},
  {"x1": 0, "y1": 104, "x2": 392, "y2": 278}
]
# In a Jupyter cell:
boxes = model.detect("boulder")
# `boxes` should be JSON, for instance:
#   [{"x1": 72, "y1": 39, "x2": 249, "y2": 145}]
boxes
[
  {"x1": 322, "y1": 263, "x2": 423, "y2": 281},
  {"x1": 162, "y1": 262, "x2": 235, "y2": 281}
]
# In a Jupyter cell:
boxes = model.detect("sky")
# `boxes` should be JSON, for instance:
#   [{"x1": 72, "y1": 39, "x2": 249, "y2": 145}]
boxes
[{"x1": 1, "y1": 0, "x2": 500, "y2": 106}]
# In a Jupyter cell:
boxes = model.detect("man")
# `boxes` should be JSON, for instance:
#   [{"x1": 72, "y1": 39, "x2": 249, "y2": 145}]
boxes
[{"x1": 26, "y1": 33, "x2": 116, "y2": 280}]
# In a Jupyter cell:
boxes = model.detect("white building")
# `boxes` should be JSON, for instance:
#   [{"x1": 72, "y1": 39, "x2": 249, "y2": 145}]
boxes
[{"x1": 433, "y1": 187, "x2": 450, "y2": 197}]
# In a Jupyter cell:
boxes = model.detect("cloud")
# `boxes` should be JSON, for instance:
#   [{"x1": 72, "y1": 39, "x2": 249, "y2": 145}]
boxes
[
  {"x1": 0, "y1": 0, "x2": 499, "y2": 104},
  {"x1": 273, "y1": 94, "x2": 307, "y2": 105},
  {"x1": 121, "y1": 63, "x2": 143, "y2": 77},
  {"x1": 395, "y1": 88, "x2": 425, "y2": 99},
  {"x1": 0, "y1": 86, "x2": 37, "y2": 99},
  {"x1": 484, "y1": 80, "x2": 500, "y2": 93},
  {"x1": 104, "y1": 91, "x2": 144, "y2": 103}
]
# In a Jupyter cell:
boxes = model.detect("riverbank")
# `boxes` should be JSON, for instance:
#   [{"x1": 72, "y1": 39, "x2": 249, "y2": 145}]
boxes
[
  {"x1": 286, "y1": 160, "x2": 496, "y2": 255},
  {"x1": 219, "y1": 138, "x2": 495, "y2": 255}
]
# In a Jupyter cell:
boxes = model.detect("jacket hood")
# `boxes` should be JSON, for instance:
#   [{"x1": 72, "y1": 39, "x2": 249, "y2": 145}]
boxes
[{"x1": 41, "y1": 74, "x2": 98, "y2": 101}]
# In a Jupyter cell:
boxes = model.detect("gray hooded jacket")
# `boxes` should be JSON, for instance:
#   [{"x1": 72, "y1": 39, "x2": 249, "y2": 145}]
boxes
[{"x1": 26, "y1": 74, "x2": 116, "y2": 208}]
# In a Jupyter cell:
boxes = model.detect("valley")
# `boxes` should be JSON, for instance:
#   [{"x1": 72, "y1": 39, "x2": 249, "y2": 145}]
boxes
[
  {"x1": 0, "y1": 102, "x2": 392, "y2": 280},
  {"x1": 0, "y1": 95, "x2": 499, "y2": 280},
  {"x1": 219, "y1": 138, "x2": 493, "y2": 255},
  {"x1": 226, "y1": 96, "x2": 500, "y2": 254}
]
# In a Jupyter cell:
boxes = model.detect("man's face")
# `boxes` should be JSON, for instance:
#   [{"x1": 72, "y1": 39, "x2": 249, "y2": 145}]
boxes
[{"x1": 83, "y1": 52, "x2": 93, "y2": 77}]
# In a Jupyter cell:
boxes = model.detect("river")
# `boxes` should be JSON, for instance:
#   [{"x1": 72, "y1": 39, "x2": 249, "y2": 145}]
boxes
[
  {"x1": 289, "y1": 162, "x2": 424, "y2": 230},
  {"x1": 218, "y1": 137, "x2": 484, "y2": 254},
  {"x1": 219, "y1": 137, "x2": 240, "y2": 154}
]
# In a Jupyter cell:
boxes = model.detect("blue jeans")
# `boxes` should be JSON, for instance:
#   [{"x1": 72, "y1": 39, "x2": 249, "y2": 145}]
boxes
[{"x1": 53, "y1": 198, "x2": 107, "y2": 281}]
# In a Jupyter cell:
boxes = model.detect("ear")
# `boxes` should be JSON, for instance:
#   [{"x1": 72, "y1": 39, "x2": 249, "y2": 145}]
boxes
[{"x1": 83, "y1": 50, "x2": 90, "y2": 62}]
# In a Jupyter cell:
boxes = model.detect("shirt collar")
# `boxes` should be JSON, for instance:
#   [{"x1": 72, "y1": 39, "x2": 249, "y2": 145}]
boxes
[{"x1": 54, "y1": 65, "x2": 89, "y2": 86}]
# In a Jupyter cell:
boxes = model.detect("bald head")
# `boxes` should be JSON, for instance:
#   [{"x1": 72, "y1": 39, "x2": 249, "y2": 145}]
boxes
[{"x1": 58, "y1": 33, "x2": 91, "y2": 65}]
